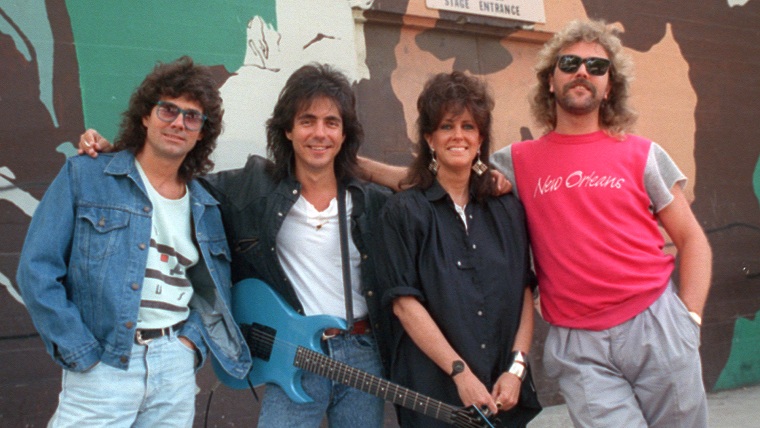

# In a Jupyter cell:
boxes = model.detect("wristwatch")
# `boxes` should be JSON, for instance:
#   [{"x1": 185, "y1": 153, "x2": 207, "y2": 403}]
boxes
[
  {"x1": 450, "y1": 359, "x2": 465, "y2": 378},
  {"x1": 689, "y1": 311, "x2": 703, "y2": 326}
]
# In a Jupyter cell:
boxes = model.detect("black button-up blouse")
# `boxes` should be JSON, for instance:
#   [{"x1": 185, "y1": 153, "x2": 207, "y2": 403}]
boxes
[{"x1": 379, "y1": 180, "x2": 540, "y2": 427}]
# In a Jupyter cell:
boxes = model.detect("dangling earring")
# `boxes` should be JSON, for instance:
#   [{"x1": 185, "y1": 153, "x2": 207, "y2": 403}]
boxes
[
  {"x1": 428, "y1": 147, "x2": 439, "y2": 174},
  {"x1": 472, "y1": 149, "x2": 488, "y2": 176}
]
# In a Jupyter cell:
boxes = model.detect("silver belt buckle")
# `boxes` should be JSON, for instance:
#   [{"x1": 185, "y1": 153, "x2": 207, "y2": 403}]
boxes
[
  {"x1": 135, "y1": 330, "x2": 153, "y2": 345},
  {"x1": 321, "y1": 330, "x2": 339, "y2": 341}
]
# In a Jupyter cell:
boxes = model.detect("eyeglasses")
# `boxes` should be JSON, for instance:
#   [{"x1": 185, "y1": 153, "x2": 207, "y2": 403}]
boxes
[
  {"x1": 155, "y1": 101, "x2": 206, "y2": 131},
  {"x1": 556, "y1": 55, "x2": 611, "y2": 76}
]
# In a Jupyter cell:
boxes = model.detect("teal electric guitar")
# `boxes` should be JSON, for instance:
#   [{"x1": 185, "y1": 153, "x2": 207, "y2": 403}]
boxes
[{"x1": 212, "y1": 278, "x2": 495, "y2": 428}]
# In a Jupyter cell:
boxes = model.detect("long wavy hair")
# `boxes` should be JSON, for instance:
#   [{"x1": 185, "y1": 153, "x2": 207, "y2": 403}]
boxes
[
  {"x1": 266, "y1": 63, "x2": 363, "y2": 182},
  {"x1": 404, "y1": 71, "x2": 495, "y2": 202},
  {"x1": 531, "y1": 20, "x2": 637, "y2": 136},
  {"x1": 113, "y1": 56, "x2": 223, "y2": 182}
]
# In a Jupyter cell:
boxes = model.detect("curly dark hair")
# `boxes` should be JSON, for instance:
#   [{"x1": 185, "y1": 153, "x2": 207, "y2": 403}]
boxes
[
  {"x1": 266, "y1": 63, "x2": 363, "y2": 182},
  {"x1": 404, "y1": 71, "x2": 495, "y2": 202},
  {"x1": 112, "y1": 55, "x2": 223, "y2": 182},
  {"x1": 531, "y1": 20, "x2": 637, "y2": 136}
]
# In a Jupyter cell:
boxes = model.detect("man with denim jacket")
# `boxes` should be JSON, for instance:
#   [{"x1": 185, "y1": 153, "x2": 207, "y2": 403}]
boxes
[
  {"x1": 80, "y1": 63, "x2": 391, "y2": 427},
  {"x1": 17, "y1": 56, "x2": 251, "y2": 427}
]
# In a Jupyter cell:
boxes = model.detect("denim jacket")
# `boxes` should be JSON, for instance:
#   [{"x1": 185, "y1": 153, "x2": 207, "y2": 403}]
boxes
[
  {"x1": 200, "y1": 155, "x2": 393, "y2": 373},
  {"x1": 17, "y1": 151, "x2": 251, "y2": 378}
]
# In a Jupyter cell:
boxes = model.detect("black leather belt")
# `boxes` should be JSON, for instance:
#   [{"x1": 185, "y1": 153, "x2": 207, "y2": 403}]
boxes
[{"x1": 135, "y1": 321, "x2": 185, "y2": 345}]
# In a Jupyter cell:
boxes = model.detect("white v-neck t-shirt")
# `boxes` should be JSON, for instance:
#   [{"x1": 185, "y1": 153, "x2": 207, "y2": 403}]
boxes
[{"x1": 276, "y1": 193, "x2": 368, "y2": 319}]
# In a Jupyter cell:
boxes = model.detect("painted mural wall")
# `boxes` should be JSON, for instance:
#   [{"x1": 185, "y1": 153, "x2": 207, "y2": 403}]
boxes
[{"x1": 1, "y1": 0, "x2": 758, "y2": 425}]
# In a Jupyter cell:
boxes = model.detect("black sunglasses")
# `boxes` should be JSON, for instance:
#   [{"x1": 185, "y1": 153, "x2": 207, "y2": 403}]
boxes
[{"x1": 556, "y1": 55, "x2": 611, "y2": 76}]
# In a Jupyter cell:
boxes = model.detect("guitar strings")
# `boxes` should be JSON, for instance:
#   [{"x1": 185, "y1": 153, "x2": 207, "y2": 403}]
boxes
[
  {"x1": 244, "y1": 327, "x2": 488, "y2": 427},
  {"x1": 301, "y1": 348, "x2": 452, "y2": 415},
  {"x1": 301, "y1": 348, "x2": 490, "y2": 428}
]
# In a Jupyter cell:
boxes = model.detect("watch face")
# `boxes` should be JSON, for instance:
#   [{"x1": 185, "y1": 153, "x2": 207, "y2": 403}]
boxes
[{"x1": 451, "y1": 360, "x2": 465, "y2": 377}]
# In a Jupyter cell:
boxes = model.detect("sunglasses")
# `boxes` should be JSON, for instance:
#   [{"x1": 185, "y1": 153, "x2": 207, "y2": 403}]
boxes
[
  {"x1": 155, "y1": 101, "x2": 206, "y2": 131},
  {"x1": 556, "y1": 55, "x2": 611, "y2": 76}
]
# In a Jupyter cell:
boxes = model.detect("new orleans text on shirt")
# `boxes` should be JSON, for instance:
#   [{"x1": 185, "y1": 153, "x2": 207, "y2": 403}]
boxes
[{"x1": 533, "y1": 171, "x2": 626, "y2": 198}]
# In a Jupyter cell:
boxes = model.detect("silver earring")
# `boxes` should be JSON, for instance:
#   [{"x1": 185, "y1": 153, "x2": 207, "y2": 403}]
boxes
[
  {"x1": 428, "y1": 148, "x2": 439, "y2": 174},
  {"x1": 472, "y1": 150, "x2": 488, "y2": 176}
]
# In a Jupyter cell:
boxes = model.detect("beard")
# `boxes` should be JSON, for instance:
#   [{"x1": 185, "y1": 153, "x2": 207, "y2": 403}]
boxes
[{"x1": 556, "y1": 79, "x2": 603, "y2": 116}]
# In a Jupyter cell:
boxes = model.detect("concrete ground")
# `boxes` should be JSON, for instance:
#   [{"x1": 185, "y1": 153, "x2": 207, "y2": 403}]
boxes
[{"x1": 530, "y1": 384, "x2": 760, "y2": 427}]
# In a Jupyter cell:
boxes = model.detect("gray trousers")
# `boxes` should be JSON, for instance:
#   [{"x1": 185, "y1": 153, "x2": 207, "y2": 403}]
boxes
[{"x1": 544, "y1": 283, "x2": 708, "y2": 428}]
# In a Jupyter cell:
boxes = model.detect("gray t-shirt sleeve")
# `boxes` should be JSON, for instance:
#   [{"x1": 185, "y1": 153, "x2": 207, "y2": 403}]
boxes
[
  {"x1": 645, "y1": 142, "x2": 687, "y2": 213},
  {"x1": 490, "y1": 145, "x2": 520, "y2": 199}
]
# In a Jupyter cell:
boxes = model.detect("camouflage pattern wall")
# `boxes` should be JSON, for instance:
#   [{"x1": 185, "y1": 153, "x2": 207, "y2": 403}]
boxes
[{"x1": 1, "y1": 1, "x2": 758, "y2": 426}]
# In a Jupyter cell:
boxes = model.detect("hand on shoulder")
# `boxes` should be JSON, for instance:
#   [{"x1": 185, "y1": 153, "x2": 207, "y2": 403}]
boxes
[{"x1": 77, "y1": 129, "x2": 113, "y2": 158}]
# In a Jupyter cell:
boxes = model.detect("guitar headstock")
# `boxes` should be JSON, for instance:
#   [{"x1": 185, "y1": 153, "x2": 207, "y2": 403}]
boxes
[{"x1": 451, "y1": 405, "x2": 498, "y2": 428}]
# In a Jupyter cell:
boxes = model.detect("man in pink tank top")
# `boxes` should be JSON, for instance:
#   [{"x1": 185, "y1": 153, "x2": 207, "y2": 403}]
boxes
[{"x1": 490, "y1": 20, "x2": 712, "y2": 428}]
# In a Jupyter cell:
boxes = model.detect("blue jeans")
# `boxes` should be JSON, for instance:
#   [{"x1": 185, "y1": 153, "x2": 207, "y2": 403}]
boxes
[
  {"x1": 257, "y1": 333, "x2": 385, "y2": 428},
  {"x1": 48, "y1": 331, "x2": 197, "y2": 428}
]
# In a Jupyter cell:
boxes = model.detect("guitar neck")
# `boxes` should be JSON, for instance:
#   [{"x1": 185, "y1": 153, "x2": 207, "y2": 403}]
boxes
[{"x1": 294, "y1": 346, "x2": 458, "y2": 423}]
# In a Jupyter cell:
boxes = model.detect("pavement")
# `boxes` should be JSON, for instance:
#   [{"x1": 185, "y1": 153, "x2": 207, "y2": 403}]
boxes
[{"x1": 529, "y1": 383, "x2": 760, "y2": 427}]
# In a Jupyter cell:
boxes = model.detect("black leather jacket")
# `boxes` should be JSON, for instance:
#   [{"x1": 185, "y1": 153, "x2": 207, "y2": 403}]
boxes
[{"x1": 200, "y1": 155, "x2": 392, "y2": 373}]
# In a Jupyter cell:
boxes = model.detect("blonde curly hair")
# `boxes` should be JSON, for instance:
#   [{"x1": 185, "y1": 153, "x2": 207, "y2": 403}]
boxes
[{"x1": 530, "y1": 20, "x2": 637, "y2": 136}]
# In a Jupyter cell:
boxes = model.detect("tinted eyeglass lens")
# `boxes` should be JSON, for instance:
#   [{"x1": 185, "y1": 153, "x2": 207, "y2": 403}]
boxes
[
  {"x1": 155, "y1": 101, "x2": 205, "y2": 131},
  {"x1": 557, "y1": 55, "x2": 582, "y2": 73},
  {"x1": 156, "y1": 103, "x2": 180, "y2": 122},
  {"x1": 182, "y1": 111, "x2": 205, "y2": 131},
  {"x1": 584, "y1": 57, "x2": 611, "y2": 75},
  {"x1": 557, "y1": 55, "x2": 611, "y2": 76}
]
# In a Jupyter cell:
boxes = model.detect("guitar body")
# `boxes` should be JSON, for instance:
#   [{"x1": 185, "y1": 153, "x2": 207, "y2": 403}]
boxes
[
  {"x1": 213, "y1": 278, "x2": 497, "y2": 428},
  {"x1": 212, "y1": 278, "x2": 346, "y2": 403}
]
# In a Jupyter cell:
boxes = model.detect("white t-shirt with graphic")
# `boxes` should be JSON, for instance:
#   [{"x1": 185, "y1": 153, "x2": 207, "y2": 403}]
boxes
[{"x1": 135, "y1": 161, "x2": 198, "y2": 329}]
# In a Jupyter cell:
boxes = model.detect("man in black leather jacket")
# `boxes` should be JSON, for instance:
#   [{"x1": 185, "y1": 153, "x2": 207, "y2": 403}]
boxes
[{"x1": 200, "y1": 64, "x2": 391, "y2": 428}]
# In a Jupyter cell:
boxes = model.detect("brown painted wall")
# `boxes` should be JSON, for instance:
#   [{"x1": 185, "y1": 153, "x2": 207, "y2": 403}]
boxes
[{"x1": 1, "y1": 1, "x2": 758, "y2": 426}]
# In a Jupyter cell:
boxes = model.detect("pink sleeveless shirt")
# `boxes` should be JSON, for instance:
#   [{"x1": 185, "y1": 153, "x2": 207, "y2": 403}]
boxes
[{"x1": 512, "y1": 131, "x2": 673, "y2": 330}]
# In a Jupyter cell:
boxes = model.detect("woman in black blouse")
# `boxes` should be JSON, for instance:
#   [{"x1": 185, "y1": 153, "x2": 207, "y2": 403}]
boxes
[{"x1": 379, "y1": 72, "x2": 541, "y2": 427}]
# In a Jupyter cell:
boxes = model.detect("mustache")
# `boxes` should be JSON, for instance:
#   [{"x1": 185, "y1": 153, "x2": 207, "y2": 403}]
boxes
[{"x1": 562, "y1": 78, "x2": 596, "y2": 96}]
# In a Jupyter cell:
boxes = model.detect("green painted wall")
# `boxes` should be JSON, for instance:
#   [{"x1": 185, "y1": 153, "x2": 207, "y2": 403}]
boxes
[{"x1": 65, "y1": 0, "x2": 275, "y2": 141}]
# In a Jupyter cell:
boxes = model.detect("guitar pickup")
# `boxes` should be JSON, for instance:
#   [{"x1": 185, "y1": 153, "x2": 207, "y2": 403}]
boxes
[{"x1": 242, "y1": 322, "x2": 275, "y2": 361}]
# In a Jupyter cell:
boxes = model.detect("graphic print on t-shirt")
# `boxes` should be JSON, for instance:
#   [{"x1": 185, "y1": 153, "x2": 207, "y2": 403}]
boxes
[
  {"x1": 533, "y1": 170, "x2": 626, "y2": 198},
  {"x1": 141, "y1": 238, "x2": 195, "y2": 313}
]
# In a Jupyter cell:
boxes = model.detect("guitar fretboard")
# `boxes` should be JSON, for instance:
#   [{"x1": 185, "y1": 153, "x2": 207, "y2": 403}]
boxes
[{"x1": 294, "y1": 346, "x2": 457, "y2": 423}]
